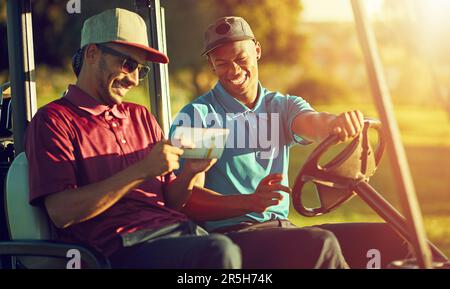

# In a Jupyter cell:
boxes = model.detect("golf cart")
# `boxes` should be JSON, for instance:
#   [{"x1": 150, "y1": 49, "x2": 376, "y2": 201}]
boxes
[{"x1": 0, "y1": 0, "x2": 448, "y2": 269}]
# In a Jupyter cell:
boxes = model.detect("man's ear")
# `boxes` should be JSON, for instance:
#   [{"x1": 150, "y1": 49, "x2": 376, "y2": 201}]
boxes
[
  {"x1": 206, "y1": 55, "x2": 215, "y2": 72},
  {"x1": 84, "y1": 44, "x2": 99, "y2": 65},
  {"x1": 255, "y1": 41, "x2": 262, "y2": 60}
]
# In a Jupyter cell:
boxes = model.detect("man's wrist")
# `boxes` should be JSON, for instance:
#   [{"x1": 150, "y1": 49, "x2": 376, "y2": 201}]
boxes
[
  {"x1": 322, "y1": 112, "x2": 337, "y2": 137},
  {"x1": 133, "y1": 159, "x2": 154, "y2": 180},
  {"x1": 178, "y1": 168, "x2": 199, "y2": 186},
  {"x1": 241, "y1": 193, "x2": 256, "y2": 212}
]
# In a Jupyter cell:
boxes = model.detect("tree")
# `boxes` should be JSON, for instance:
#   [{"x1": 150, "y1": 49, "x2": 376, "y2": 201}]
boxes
[
  {"x1": 163, "y1": 0, "x2": 307, "y2": 98},
  {"x1": 1, "y1": 1, "x2": 9, "y2": 76}
]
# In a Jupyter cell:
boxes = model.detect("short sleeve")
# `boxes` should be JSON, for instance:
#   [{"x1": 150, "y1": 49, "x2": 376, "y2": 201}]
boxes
[
  {"x1": 285, "y1": 95, "x2": 316, "y2": 146},
  {"x1": 25, "y1": 109, "x2": 78, "y2": 206},
  {"x1": 143, "y1": 107, "x2": 164, "y2": 142}
]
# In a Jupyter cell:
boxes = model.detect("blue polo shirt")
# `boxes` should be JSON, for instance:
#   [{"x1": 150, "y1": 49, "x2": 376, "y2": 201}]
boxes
[{"x1": 169, "y1": 81, "x2": 315, "y2": 231}]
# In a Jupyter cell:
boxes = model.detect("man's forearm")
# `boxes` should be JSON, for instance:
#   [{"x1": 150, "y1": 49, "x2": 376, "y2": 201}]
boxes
[
  {"x1": 181, "y1": 186, "x2": 253, "y2": 222},
  {"x1": 45, "y1": 160, "x2": 149, "y2": 229},
  {"x1": 292, "y1": 111, "x2": 336, "y2": 142},
  {"x1": 164, "y1": 169, "x2": 199, "y2": 210}
]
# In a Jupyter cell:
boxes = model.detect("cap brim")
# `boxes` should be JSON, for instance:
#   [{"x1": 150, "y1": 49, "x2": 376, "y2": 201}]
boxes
[
  {"x1": 112, "y1": 40, "x2": 169, "y2": 63},
  {"x1": 202, "y1": 36, "x2": 254, "y2": 56}
]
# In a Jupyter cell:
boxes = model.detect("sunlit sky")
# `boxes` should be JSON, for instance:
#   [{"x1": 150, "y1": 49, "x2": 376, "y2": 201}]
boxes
[
  {"x1": 302, "y1": 0, "x2": 385, "y2": 22},
  {"x1": 301, "y1": 0, "x2": 450, "y2": 45},
  {"x1": 302, "y1": 0, "x2": 450, "y2": 24}
]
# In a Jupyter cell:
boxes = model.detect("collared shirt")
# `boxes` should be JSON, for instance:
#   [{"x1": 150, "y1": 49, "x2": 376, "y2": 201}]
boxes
[
  {"x1": 169, "y1": 81, "x2": 315, "y2": 231},
  {"x1": 25, "y1": 85, "x2": 187, "y2": 256}
]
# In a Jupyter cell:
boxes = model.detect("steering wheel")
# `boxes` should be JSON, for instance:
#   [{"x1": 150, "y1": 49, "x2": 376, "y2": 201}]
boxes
[{"x1": 292, "y1": 118, "x2": 386, "y2": 217}]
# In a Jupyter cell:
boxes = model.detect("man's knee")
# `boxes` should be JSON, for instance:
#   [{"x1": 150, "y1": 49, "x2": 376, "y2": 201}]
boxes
[
  {"x1": 310, "y1": 229, "x2": 348, "y2": 269},
  {"x1": 319, "y1": 230, "x2": 341, "y2": 253},
  {"x1": 204, "y1": 234, "x2": 242, "y2": 269}
]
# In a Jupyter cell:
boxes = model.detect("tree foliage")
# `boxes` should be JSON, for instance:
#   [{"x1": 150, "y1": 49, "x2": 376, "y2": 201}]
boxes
[{"x1": 163, "y1": 0, "x2": 307, "y2": 96}]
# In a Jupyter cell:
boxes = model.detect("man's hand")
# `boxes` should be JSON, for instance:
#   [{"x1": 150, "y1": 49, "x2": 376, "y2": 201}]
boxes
[
  {"x1": 184, "y1": 158, "x2": 218, "y2": 175},
  {"x1": 328, "y1": 110, "x2": 364, "y2": 142},
  {"x1": 164, "y1": 157, "x2": 217, "y2": 210},
  {"x1": 145, "y1": 140, "x2": 184, "y2": 178},
  {"x1": 247, "y1": 174, "x2": 291, "y2": 213}
]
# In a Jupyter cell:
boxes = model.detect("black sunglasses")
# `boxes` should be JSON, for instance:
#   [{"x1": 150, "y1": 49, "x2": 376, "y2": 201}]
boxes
[{"x1": 96, "y1": 44, "x2": 150, "y2": 80}]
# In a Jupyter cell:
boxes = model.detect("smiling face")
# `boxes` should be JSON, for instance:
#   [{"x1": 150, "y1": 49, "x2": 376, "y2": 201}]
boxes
[
  {"x1": 97, "y1": 43, "x2": 148, "y2": 106},
  {"x1": 208, "y1": 40, "x2": 261, "y2": 107},
  {"x1": 83, "y1": 43, "x2": 147, "y2": 106}
]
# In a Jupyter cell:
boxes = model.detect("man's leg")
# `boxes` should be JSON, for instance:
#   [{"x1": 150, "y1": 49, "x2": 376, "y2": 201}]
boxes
[
  {"x1": 314, "y1": 223, "x2": 411, "y2": 268},
  {"x1": 225, "y1": 226, "x2": 348, "y2": 269},
  {"x1": 109, "y1": 233, "x2": 241, "y2": 269}
]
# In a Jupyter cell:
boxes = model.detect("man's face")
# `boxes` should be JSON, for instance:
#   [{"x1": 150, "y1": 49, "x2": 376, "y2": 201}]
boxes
[
  {"x1": 93, "y1": 43, "x2": 147, "y2": 106},
  {"x1": 208, "y1": 40, "x2": 261, "y2": 100}
]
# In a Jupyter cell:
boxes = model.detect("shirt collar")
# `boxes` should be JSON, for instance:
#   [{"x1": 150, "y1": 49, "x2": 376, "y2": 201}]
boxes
[
  {"x1": 64, "y1": 85, "x2": 127, "y2": 119},
  {"x1": 212, "y1": 81, "x2": 266, "y2": 115}
]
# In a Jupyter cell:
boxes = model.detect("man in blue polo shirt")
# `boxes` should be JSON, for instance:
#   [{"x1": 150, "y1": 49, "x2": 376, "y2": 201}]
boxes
[{"x1": 170, "y1": 16, "x2": 409, "y2": 268}]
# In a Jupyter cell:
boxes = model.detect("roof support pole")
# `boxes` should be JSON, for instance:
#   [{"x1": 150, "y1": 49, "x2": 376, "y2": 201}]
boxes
[{"x1": 351, "y1": 0, "x2": 433, "y2": 268}]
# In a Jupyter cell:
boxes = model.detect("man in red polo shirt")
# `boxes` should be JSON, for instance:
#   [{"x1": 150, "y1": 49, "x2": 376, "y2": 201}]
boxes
[{"x1": 25, "y1": 8, "x2": 241, "y2": 269}]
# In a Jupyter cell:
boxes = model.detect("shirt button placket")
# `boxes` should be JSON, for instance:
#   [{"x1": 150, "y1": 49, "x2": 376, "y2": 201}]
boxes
[{"x1": 109, "y1": 117, "x2": 127, "y2": 152}]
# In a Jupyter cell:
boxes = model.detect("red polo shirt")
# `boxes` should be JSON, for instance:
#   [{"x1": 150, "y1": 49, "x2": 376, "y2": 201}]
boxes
[{"x1": 25, "y1": 85, "x2": 187, "y2": 256}]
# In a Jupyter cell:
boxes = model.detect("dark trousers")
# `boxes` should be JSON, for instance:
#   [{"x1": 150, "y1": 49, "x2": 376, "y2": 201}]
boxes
[
  {"x1": 219, "y1": 221, "x2": 410, "y2": 269},
  {"x1": 315, "y1": 223, "x2": 411, "y2": 268},
  {"x1": 109, "y1": 221, "x2": 241, "y2": 269}
]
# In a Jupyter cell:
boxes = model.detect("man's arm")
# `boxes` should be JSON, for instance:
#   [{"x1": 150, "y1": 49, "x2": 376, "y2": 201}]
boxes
[
  {"x1": 180, "y1": 186, "x2": 254, "y2": 221},
  {"x1": 163, "y1": 160, "x2": 211, "y2": 210},
  {"x1": 291, "y1": 110, "x2": 365, "y2": 143},
  {"x1": 45, "y1": 141, "x2": 183, "y2": 229},
  {"x1": 180, "y1": 174, "x2": 290, "y2": 222}
]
